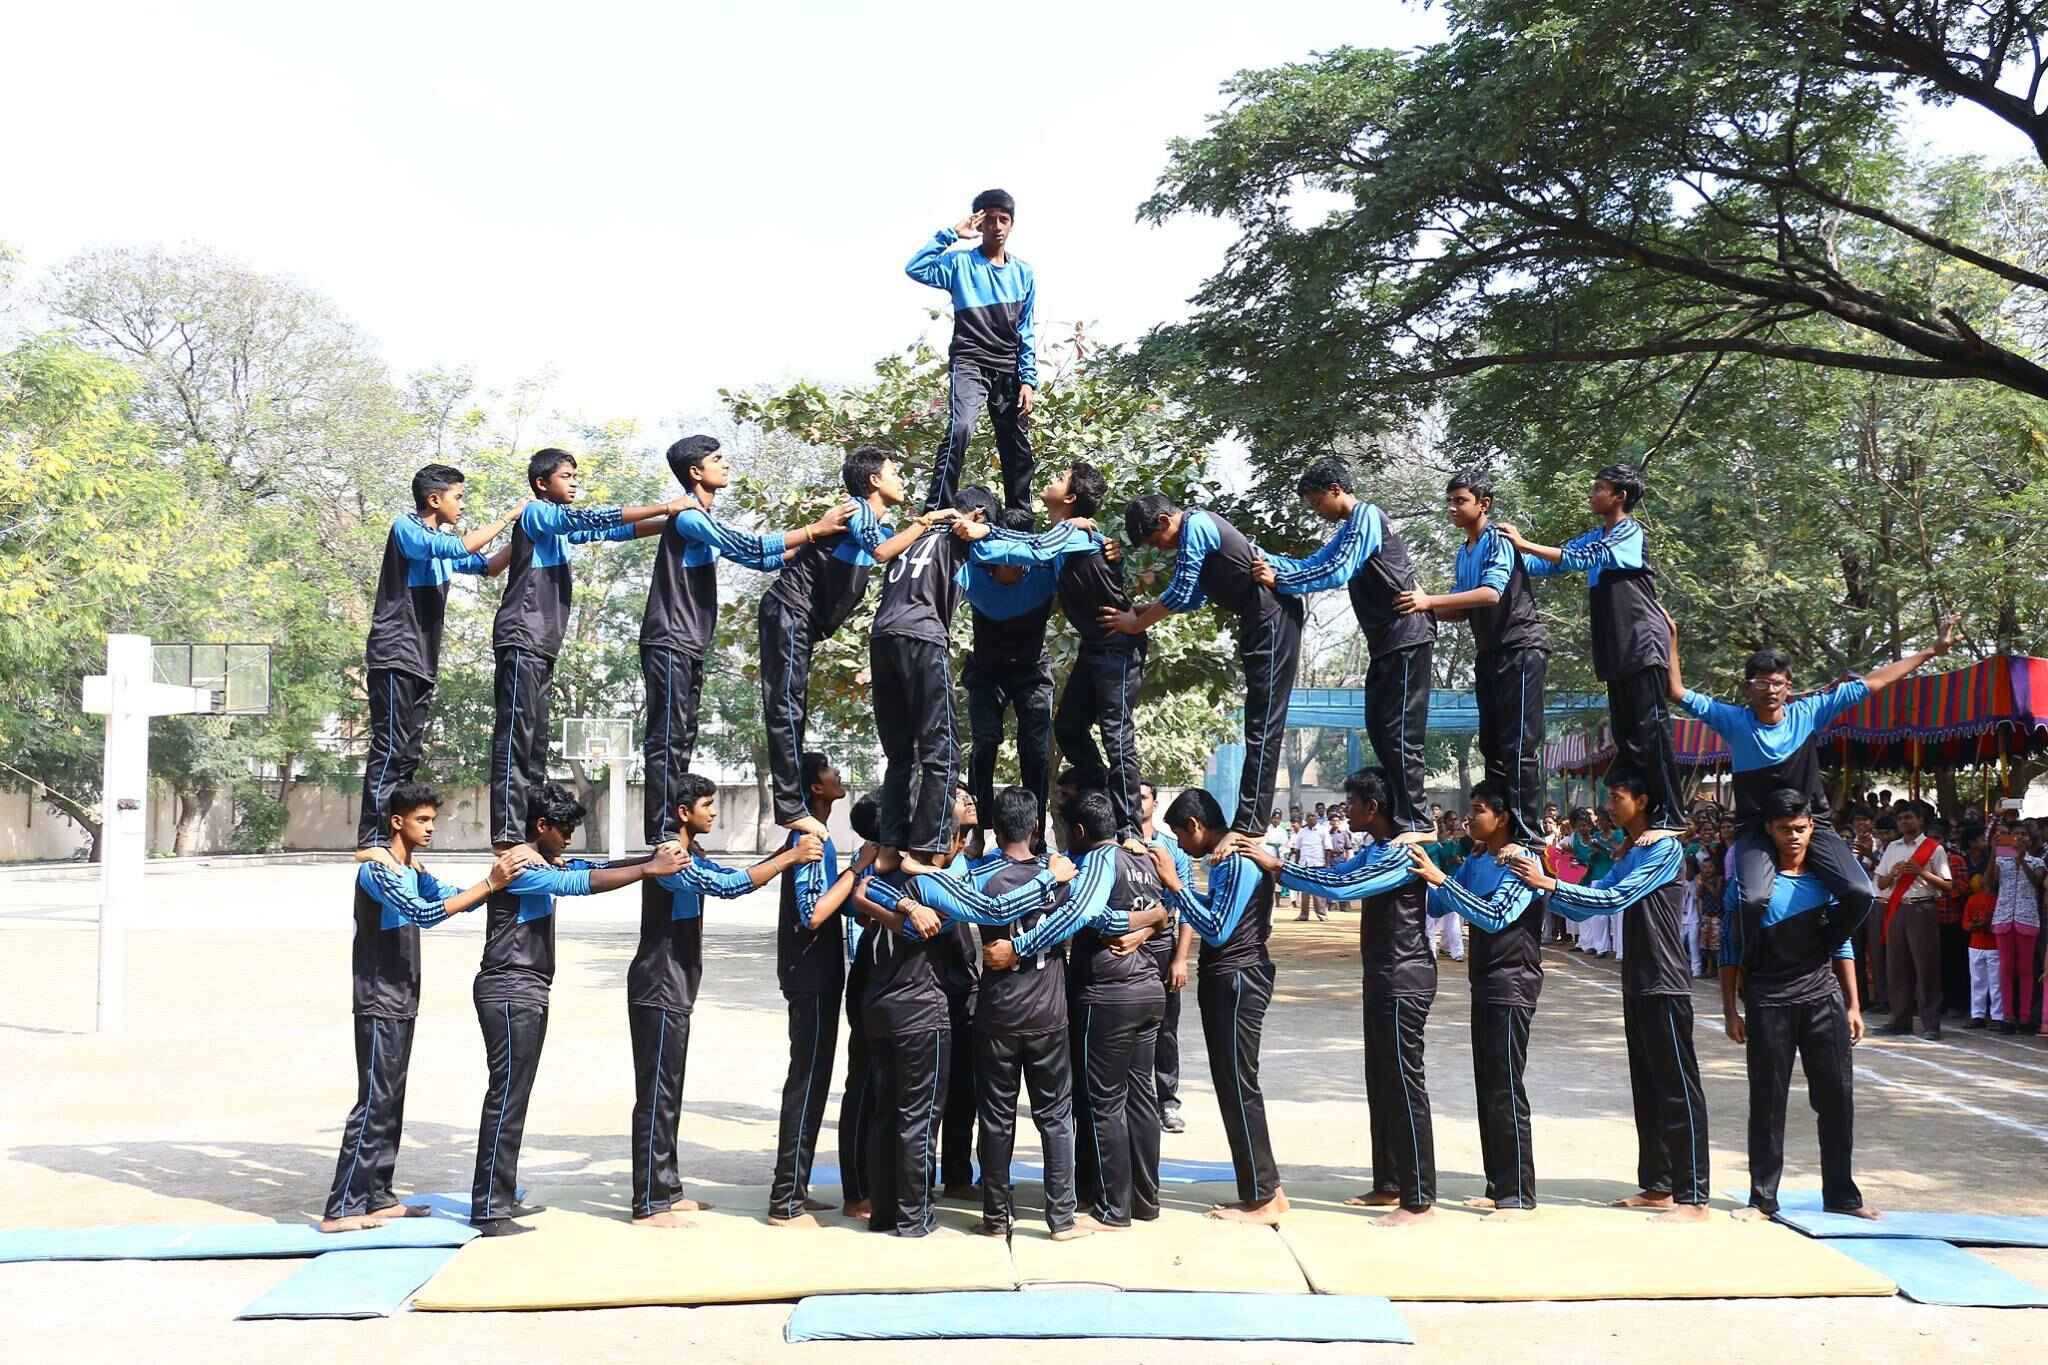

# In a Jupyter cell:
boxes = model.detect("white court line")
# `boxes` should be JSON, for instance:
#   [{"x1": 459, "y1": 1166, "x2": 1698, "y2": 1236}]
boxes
[
  {"x1": 1862, "y1": 1038, "x2": 2048, "y2": 1101},
  {"x1": 1855, "y1": 1062, "x2": 2048, "y2": 1148}
]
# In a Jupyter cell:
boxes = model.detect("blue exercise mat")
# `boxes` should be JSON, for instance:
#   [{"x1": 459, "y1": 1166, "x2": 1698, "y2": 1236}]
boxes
[
  {"x1": 1765, "y1": 1196, "x2": 2048, "y2": 1248},
  {"x1": 784, "y1": 1291, "x2": 1413, "y2": 1344},
  {"x1": 411, "y1": 1189, "x2": 525, "y2": 1222},
  {"x1": 237, "y1": 1247, "x2": 461, "y2": 1320},
  {"x1": 1827, "y1": 1239, "x2": 2048, "y2": 1308},
  {"x1": 0, "y1": 1217, "x2": 476, "y2": 1263}
]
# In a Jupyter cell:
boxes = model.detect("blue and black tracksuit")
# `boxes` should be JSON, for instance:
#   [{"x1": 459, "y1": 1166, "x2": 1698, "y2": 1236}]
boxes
[
  {"x1": 642, "y1": 507, "x2": 786, "y2": 844},
  {"x1": 1546, "y1": 840, "x2": 1708, "y2": 1205},
  {"x1": 1280, "y1": 842, "x2": 1437, "y2": 1210},
  {"x1": 760, "y1": 499, "x2": 892, "y2": 826},
  {"x1": 1721, "y1": 872, "x2": 1863, "y2": 1214},
  {"x1": 1159, "y1": 510, "x2": 1304, "y2": 835},
  {"x1": 1454, "y1": 525, "x2": 1549, "y2": 844},
  {"x1": 1261, "y1": 503, "x2": 1437, "y2": 835},
  {"x1": 1681, "y1": 680, "x2": 1876, "y2": 954},
  {"x1": 327, "y1": 860, "x2": 463, "y2": 1218},
  {"x1": 771, "y1": 836, "x2": 846, "y2": 1220},
  {"x1": 489, "y1": 500, "x2": 636, "y2": 846},
  {"x1": 1166, "y1": 852, "x2": 1281, "y2": 1204},
  {"x1": 961, "y1": 560, "x2": 1058, "y2": 840},
  {"x1": 358, "y1": 515, "x2": 488, "y2": 847},
  {"x1": 1055, "y1": 535, "x2": 1149, "y2": 835},
  {"x1": 470, "y1": 859, "x2": 610, "y2": 1222},
  {"x1": 1525, "y1": 518, "x2": 1683, "y2": 828},
  {"x1": 906, "y1": 228, "x2": 1038, "y2": 512},
  {"x1": 627, "y1": 852, "x2": 760, "y2": 1219},
  {"x1": 1426, "y1": 853, "x2": 1544, "y2": 1208}
]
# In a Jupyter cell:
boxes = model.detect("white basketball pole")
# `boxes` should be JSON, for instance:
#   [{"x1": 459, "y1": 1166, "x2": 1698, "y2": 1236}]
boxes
[
  {"x1": 81, "y1": 635, "x2": 214, "y2": 1033},
  {"x1": 608, "y1": 760, "x2": 628, "y2": 863}
]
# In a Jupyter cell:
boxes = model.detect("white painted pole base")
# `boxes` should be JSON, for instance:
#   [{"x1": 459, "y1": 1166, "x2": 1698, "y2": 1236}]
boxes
[{"x1": 608, "y1": 762, "x2": 627, "y2": 864}]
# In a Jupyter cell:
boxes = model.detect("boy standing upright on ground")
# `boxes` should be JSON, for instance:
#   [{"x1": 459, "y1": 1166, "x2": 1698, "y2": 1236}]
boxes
[
  {"x1": 1395, "y1": 473, "x2": 1549, "y2": 845},
  {"x1": 630, "y1": 774, "x2": 822, "y2": 1228},
  {"x1": 1229, "y1": 767, "x2": 1438, "y2": 1225},
  {"x1": 1252, "y1": 458, "x2": 1437, "y2": 842},
  {"x1": 325, "y1": 784, "x2": 533, "y2": 1232},
  {"x1": 358, "y1": 465, "x2": 520, "y2": 849},
  {"x1": 1499, "y1": 462, "x2": 1686, "y2": 837},
  {"x1": 490, "y1": 448, "x2": 675, "y2": 849},
  {"x1": 1407, "y1": 782, "x2": 1545, "y2": 1216},
  {"x1": 472, "y1": 783, "x2": 683, "y2": 1236},
  {"x1": 906, "y1": 190, "x2": 1038, "y2": 512},
  {"x1": 1108, "y1": 495, "x2": 1305, "y2": 836},
  {"x1": 759, "y1": 446, "x2": 950, "y2": 842},
  {"x1": 1721, "y1": 789, "x2": 1879, "y2": 1223},
  {"x1": 769, "y1": 753, "x2": 871, "y2": 1227},
  {"x1": 1508, "y1": 769, "x2": 1709, "y2": 1222},
  {"x1": 641, "y1": 435, "x2": 851, "y2": 845},
  {"x1": 1144, "y1": 788, "x2": 1289, "y2": 1224},
  {"x1": 1138, "y1": 780, "x2": 1191, "y2": 1134}
]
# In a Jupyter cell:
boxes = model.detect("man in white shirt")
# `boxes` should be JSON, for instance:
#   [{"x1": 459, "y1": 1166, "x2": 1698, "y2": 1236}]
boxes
[
  {"x1": 1873, "y1": 801, "x2": 1955, "y2": 1040},
  {"x1": 1293, "y1": 813, "x2": 1330, "y2": 921}
]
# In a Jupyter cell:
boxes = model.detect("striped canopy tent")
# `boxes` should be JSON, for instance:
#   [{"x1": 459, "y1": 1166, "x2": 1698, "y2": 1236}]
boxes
[
  {"x1": 1543, "y1": 718, "x2": 1732, "y2": 776},
  {"x1": 1543, "y1": 656, "x2": 2048, "y2": 778},
  {"x1": 1819, "y1": 654, "x2": 2048, "y2": 770}
]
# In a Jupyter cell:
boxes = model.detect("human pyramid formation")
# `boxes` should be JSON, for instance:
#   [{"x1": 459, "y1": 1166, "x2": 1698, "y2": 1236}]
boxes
[{"x1": 331, "y1": 189, "x2": 1963, "y2": 1245}]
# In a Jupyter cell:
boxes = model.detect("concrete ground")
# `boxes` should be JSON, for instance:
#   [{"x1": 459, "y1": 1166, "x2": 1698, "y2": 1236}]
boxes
[{"x1": 3, "y1": 856, "x2": 2045, "y2": 1363}]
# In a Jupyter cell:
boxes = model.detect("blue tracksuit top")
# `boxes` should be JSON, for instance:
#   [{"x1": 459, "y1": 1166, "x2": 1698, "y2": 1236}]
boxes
[{"x1": 906, "y1": 228, "x2": 1038, "y2": 387}]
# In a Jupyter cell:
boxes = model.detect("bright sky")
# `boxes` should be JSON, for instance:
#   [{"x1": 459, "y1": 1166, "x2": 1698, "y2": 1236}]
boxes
[{"x1": 1, "y1": 1, "x2": 2023, "y2": 445}]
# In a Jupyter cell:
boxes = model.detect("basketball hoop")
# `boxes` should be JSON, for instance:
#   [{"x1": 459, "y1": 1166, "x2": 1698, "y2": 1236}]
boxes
[{"x1": 565, "y1": 717, "x2": 634, "y2": 861}]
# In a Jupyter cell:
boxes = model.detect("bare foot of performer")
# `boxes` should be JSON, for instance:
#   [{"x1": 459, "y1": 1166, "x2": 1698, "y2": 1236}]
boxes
[{"x1": 1208, "y1": 1190, "x2": 1289, "y2": 1225}]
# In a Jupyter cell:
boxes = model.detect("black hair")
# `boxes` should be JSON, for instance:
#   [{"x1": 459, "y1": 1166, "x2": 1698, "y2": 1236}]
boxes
[
  {"x1": 674, "y1": 772, "x2": 717, "y2": 813},
  {"x1": 1066, "y1": 461, "x2": 1107, "y2": 518},
  {"x1": 843, "y1": 445, "x2": 891, "y2": 499},
  {"x1": 530, "y1": 780, "x2": 586, "y2": 837},
  {"x1": 385, "y1": 780, "x2": 442, "y2": 823},
  {"x1": 1297, "y1": 457, "x2": 1354, "y2": 497},
  {"x1": 412, "y1": 463, "x2": 465, "y2": 510},
  {"x1": 1064, "y1": 790, "x2": 1117, "y2": 849},
  {"x1": 1138, "y1": 778, "x2": 1156, "y2": 799},
  {"x1": 849, "y1": 794, "x2": 882, "y2": 842},
  {"x1": 1124, "y1": 492, "x2": 1181, "y2": 545},
  {"x1": 528, "y1": 447, "x2": 578, "y2": 495},
  {"x1": 1469, "y1": 781, "x2": 1510, "y2": 817},
  {"x1": 666, "y1": 434, "x2": 720, "y2": 488},
  {"x1": 1341, "y1": 766, "x2": 1389, "y2": 813},
  {"x1": 991, "y1": 786, "x2": 1041, "y2": 846},
  {"x1": 1762, "y1": 788, "x2": 1813, "y2": 823},
  {"x1": 800, "y1": 751, "x2": 833, "y2": 796},
  {"x1": 954, "y1": 485, "x2": 1000, "y2": 520},
  {"x1": 1445, "y1": 469, "x2": 1495, "y2": 507},
  {"x1": 1571, "y1": 805, "x2": 1597, "y2": 826},
  {"x1": 1595, "y1": 462, "x2": 1645, "y2": 511},
  {"x1": 1605, "y1": 766, "x2": 1653, "y2": 801},
  {"x1": 1165, "y1": 787, "x2": 1225, "y2": 832},
  {"x1": 1001, "y1": 507, "x2": 1036, "y2": 533},
  {"x1": 972, "y1": 188, "x2": 1016, "y2": 217},
  {"x1": 1744, "y1": 648, "x2": 1793, "y2": 682}
]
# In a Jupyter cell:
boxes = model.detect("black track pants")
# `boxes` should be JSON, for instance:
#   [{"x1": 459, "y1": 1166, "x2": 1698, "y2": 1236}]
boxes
[
  {"x1": 1743, "y1": 991, "x2": 1862, "y2": 1215},
  {"x1": 965, "y1": 658, "x2": 1053, "y2": 841},
  {"x1": 471, "y1": 1000, "x2": 548, "y2": 1221},
  {"x1": 1197, "y1": 964, "x2": 1281, "y2": 1203},
  {"x1": 1473, "y1": 647, "x2": 1548, "y2": 845},
  {"x1": 1623, "y1": 992, "x2": 1709, "y2": 1204},
  {"x1": 641, "y1": 645, "x2": 707, "y2": 845},
  {"x1": 1054, "y1": 642, "x2": 1147, "y2": 833},
  {"x1": 628, "y1": 1003, "x2": 692, "y2": 1219},
  {"x1": 1470, "y1": 1002, "x2": 1536, "y2": 1209},
  {"x1": 326, "y1": 1015, "x2": 417, "y2": 1218},
  {"x1": 1233, "y1": 601, "x2": 1305, "y2": 834},
  {"x1": 865, "y1": 1028, "x2": 950, "y2": 1237},
  {"x1": 357, "y1": 671, "x2": 434, "y2": 848},
  {"x1": 975, "y1": 1028, "x2": 1078, "y2": 1233},
  {"x1": 1363, "y1": 992, "x2": 1436, "y2": 1210},
  {"x1": 1364, "y1": 643, "x2": 1434, "y2": 836},
  {"x1": 758, "y1": 598, "x2": 817, "y2": 828},
  {"x1": 1073, "y1": 998, "x2": 1164, "y2": 1225},
  {"x1": 872, "y1": 635, "x2": 958, "y2": 852},
  {"x1": 769, "y1": 990, "x2": 841, "y2": 1220},
  {"x1": 1608, "y1": 666, "x2": 1685, "y2": 831}
]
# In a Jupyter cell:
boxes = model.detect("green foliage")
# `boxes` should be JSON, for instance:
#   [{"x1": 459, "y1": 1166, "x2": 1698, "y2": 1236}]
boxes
[{"x1": 720, "y1": 329, "x2": 1239, "y2": 784}]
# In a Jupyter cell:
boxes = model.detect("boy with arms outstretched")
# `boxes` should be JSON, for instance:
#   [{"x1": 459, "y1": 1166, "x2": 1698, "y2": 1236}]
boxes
[
  {"x1": 471, "y1": 782, "x2": 684, "y2": 1235},
  {"x1": 358, "y1": 464, "x2": 521, "y2": 849},
  {"x1": 629, "y1": 773, "x2": 823, "y2": 1227},
  {"x1": 1252, "y1": 459, "x2": 1437, "y2": 841},
  {"x1": 641, "y1": 434, "x2": 852, "y2": 844},
  {"x1": 490, "y1": 448, "x2": 677, "y2": 848},
  {"x1": 760, "y1": 445, "x2": 950, "y2": 842},
  {"x1": 324, "y1": 783, "x2": 534, "y2": 1232}
]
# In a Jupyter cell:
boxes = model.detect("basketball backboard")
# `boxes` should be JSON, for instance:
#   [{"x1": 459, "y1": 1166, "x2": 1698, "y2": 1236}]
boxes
[
  {"x1": 564, "y1": 716, "x2": 633, "y2": 765},
  {"x1": 151, "y1": 643, "x2": 272, "y2": 715}
]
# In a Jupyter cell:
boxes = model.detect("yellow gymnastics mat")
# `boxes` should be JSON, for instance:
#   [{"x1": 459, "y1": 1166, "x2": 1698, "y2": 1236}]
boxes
[
  {"x1": 410, "y1": 1188, "x2": 1014, "y2": 1311},
  {"x1": 1005, "y1": 1181, "x2": 1311, "y2": 1293},
  {"x1": 1265, "y1": 1181, "x2": 1898, "y2": 1302}
]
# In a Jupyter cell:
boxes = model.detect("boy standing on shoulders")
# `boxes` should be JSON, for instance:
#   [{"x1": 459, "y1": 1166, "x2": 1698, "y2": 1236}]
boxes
[{"x1": 905, "y1": 190, "x2": 1038, "y2": 512}]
